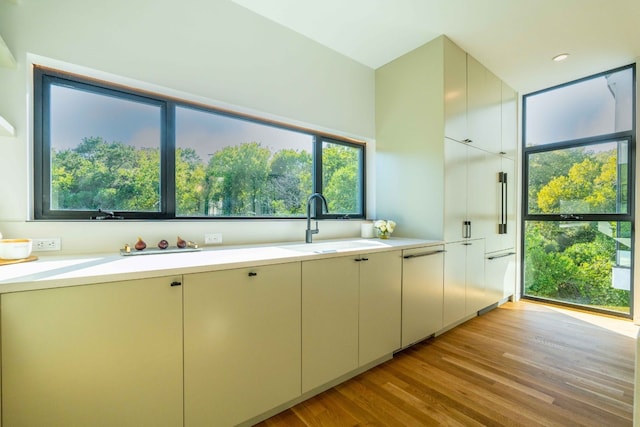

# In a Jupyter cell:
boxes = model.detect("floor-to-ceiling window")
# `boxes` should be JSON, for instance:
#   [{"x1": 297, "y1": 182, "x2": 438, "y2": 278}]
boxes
[{"x1": 522, "y1": 65, "x2": 635, "y2": 316}]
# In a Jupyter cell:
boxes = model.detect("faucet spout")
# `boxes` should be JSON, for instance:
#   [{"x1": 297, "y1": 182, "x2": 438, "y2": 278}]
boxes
[{"x1": 306, "y1": 193, "x2": 329, "y2": 243}]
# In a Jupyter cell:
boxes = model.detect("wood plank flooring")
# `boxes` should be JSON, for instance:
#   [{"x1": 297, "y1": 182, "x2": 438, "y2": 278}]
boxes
[{"x1": 256, "y1": 301, "x2": 637, "y2": 426}]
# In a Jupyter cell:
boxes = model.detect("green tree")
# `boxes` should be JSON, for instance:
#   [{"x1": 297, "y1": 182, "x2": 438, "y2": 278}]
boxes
[
  {"x1": 207, "y1": 142, "x2": 271, "y2": 216},
  {"x1": 322, "y1": 144, "x2": 360, "y2": 213},
  {"x1": 525, "y1": 148, "x2": 629, "y2": 310},
  {"x1": 527, "y1": 149, "x2": 587, "y2": 213},
  {"x1": 537, "y1": 153, "x2": 617, "y2": 214},
  {"x1": 51, "y1": 136, "x2": 361, "y2": 219},
  {"x1": 267, "y1": 149, "x2": 312, "y2": 215},
  {"x1": 176, "y1": 148, "x2": 206, "y2": 215},
  {"x1": 52, "y1": 137, "x2": 159, "y2": 211}
]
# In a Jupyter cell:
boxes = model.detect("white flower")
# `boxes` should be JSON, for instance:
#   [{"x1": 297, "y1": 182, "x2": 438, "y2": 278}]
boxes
[
  {"x1": 387, "y1": 220, "x2": 396, "y2": 233},
  {"x1": 374, "y1": 219, "x2": 396, "y2": 234}
]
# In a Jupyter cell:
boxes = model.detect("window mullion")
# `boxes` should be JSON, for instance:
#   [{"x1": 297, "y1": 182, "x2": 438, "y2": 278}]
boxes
[
  {"x1": 164, "y1": 102, "x2": 176, "y2": 218},
  {"x1": 313, "y1": 136, "x2": 324, "y2": 218}
]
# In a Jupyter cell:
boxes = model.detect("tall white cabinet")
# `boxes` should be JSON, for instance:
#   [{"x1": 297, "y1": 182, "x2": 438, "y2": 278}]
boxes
[{"x1": 376, "y1": 35, "x2": 518, "y2": 315}]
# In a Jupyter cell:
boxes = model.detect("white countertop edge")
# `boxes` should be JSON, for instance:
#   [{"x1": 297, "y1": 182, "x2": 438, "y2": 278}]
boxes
[{"x1": 0, "y1": 237, "x2": 443, "y2": 293}]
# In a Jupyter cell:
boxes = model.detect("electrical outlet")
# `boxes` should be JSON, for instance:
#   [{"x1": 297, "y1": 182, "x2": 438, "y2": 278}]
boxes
[
  {"x1": 32, "y1": 238, "x2": 61, "y2": 251},
  {"x1": 204, "y1": 233, "x2": 223, "y2": 245}
]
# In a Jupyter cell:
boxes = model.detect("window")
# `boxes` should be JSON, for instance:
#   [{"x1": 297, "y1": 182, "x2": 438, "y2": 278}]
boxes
[
  {"x1": 522, "y1": 65, "x2": 635, "y2": 316},
  {"x1": 34, "y1": 67, "x2": 365, "y2": 220}
]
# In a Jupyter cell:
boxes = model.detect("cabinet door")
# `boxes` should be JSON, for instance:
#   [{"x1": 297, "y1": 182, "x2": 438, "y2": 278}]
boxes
[
  {"x1": 302, "y1": 256, "x2": 359, "y2": 393},
  {"x1": 444, "y1": 139, "x2": 468, "y2": 241},
  {"x1": 501, "y1": 81, "x2": 518, "y2": 159},
  {"x1": 485, "y1": 156, "x2": 516, "y2": 254},
  {"x1": 402, "y1": 246, "x2": 444, "y2": 347},
  {"x1": 1, "y1": 277, "x2": 183, "y2": 427},
  {"x1": 183, "y1": 263, "x2": 301, "y2": 427},
  {"x1": 465, "y1": 239, "x2": 487, "y2": 314},
  {"x1": 467, "y1": 55, "x2": 502, "y2": 153},
  {"x1": 467, "y1": 146, "x2": 497, "y2": 243},
  {"x1": 444, "y1": 37, "x2": 468, "y2": 142},
  {"x1": 359, "y1": 251, "x2": 402, "y2": 365},
  {"x1": 444, "y1": 242, "x2": 467, "y2": 327},
  {"x1": 485, "y1": 251, "x2": 517, "y2": 304}
]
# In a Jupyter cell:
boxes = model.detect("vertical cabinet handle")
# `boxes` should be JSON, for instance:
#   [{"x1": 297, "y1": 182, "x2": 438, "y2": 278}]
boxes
[
  {"x1": 498, "y1": 172, "x2": 508, "y2": 234},
  {"x1": 503, "y1": 172, "x2": 508, "y2": 234}
]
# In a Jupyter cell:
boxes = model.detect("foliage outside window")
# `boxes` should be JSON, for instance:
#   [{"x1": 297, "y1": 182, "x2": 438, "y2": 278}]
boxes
[
  {"x1": 34, "y1": 67, "x2": 365, "y2": 220},
  {"x1": 522, "y1": 65, "x2": 635, "y2": 316}
]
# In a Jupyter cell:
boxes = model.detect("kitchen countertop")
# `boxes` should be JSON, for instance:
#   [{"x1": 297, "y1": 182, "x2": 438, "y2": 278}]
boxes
[{"x1": 0, "y1": 237, "x2": 442, "y2": 293}]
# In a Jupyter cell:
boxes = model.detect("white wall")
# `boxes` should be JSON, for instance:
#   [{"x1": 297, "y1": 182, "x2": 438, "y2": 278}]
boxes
[{"x1": 0, "y1": 0, "x2": 376, "y2": 254}]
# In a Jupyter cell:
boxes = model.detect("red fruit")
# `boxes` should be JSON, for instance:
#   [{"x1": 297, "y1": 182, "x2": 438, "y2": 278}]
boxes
[{"x1": 135, "y1": 237, "x2": 146, "y2": 251}]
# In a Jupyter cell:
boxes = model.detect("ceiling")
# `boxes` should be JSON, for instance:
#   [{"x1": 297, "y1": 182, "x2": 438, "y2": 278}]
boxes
[{"x1": 231, "y1": 0, "x2": 640, "y2": 94}]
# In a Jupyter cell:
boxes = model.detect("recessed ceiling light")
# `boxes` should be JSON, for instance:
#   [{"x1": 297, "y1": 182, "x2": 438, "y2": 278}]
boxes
[{"x1": 552, "y1": 53, "x2": 569, "y2": 62}]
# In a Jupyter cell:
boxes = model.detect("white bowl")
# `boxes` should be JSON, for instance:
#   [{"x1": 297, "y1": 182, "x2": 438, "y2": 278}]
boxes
[{"x1": 0, "y1": 239, "x2": 33, "y2": 260}]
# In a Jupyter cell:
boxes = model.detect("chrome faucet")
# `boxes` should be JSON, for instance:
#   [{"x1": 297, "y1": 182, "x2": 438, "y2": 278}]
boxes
[{"x1": 306, "y1": 193, "x2": 329, "y2": 243}]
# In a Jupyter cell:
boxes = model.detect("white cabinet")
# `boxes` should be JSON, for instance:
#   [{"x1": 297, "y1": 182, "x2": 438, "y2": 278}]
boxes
[
  {"x1": 483, "y1": 154, "x2": 516, "y2": 308},
  {"x1": 444, "y1": 138, "x2": 468, "y2": 242},
  {"x1": 302, "y1": 251, "x2": 402, "y2": 392},
  {"x1": 465, "y1": 239, "x2": 488, "y2": 314},
  {"x1": 485, "y1": 251, "x2": 517, "y2": 303},
  {"x1": 359, "y1": 250, "x2": 402, "y2": 366},
  {"x1": 501, "y1": 81, "x2": 518, "y2": 159},
  {"x1": 444, "y1": 239, "x2": 486, "y2": 328},
  {"x1": 375, "y1": 37, "x2": 446, "y2": 240},
  {"x1": 444, "y1": 38, "x2": 502, "y2": 154},
  {"x1": 486, "y1": 156, "x2": 516, "y2": 254},
  {"x1": 445, "y1": 138, "x2": 516, "y2": 261},
  {"x1": 444, "y1": 36, "x2": 468, "y2": 143},
  {"x1": 444, "y1": 139, "x2": 495, "y2": 243},
  {"x1": 444, "y1": 242, "x2": 467, "y2": 326},
  {"x1": 302, "y1": 256, "x2": 359, "y2": 393},
  {"x1": 401, "y1": 246, "x2": 444, "y2": 347},
  {"x1": 1, "y1": 277, "x2": 184, "y2": 427},
  {"x1": 466, "y1": 55, "x2": 502, "y2": 153},
  {"x1": 376, "y1": 35, "x2": 518, "y2": 246},
  {"x1": 183, "y1": 263, "x2": 301, "y2": 427}
]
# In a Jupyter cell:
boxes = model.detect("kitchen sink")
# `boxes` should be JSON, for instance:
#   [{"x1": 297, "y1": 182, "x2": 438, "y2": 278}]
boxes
[{"x1": 281, "y1": 239, "x2": 390, "y2": 254}]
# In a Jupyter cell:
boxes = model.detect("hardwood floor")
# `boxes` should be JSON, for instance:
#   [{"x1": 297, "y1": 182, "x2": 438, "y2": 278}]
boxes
[{"x1": 256, "y1": 301, "x2": 637, "y2": 426}]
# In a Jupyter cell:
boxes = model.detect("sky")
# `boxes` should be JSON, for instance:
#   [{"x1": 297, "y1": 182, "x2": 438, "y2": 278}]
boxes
[
  {"x1": 50, "y1": 85, "x2": 313, "y2": 162},
  {"x1": 524, "y1": 67, "x2": 633, "y2": 146}
]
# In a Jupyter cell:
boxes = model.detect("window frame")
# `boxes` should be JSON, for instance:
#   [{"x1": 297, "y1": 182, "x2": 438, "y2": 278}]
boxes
[
  {"x1": 521, "y1": 63, "x2": 636, "y2": 317},
  {"x1": 522, "y1": 132, "x2": 635, "y2": 223},
  {"x1": 33, "y1": 66, "x2": 366, "y2": 221}
]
